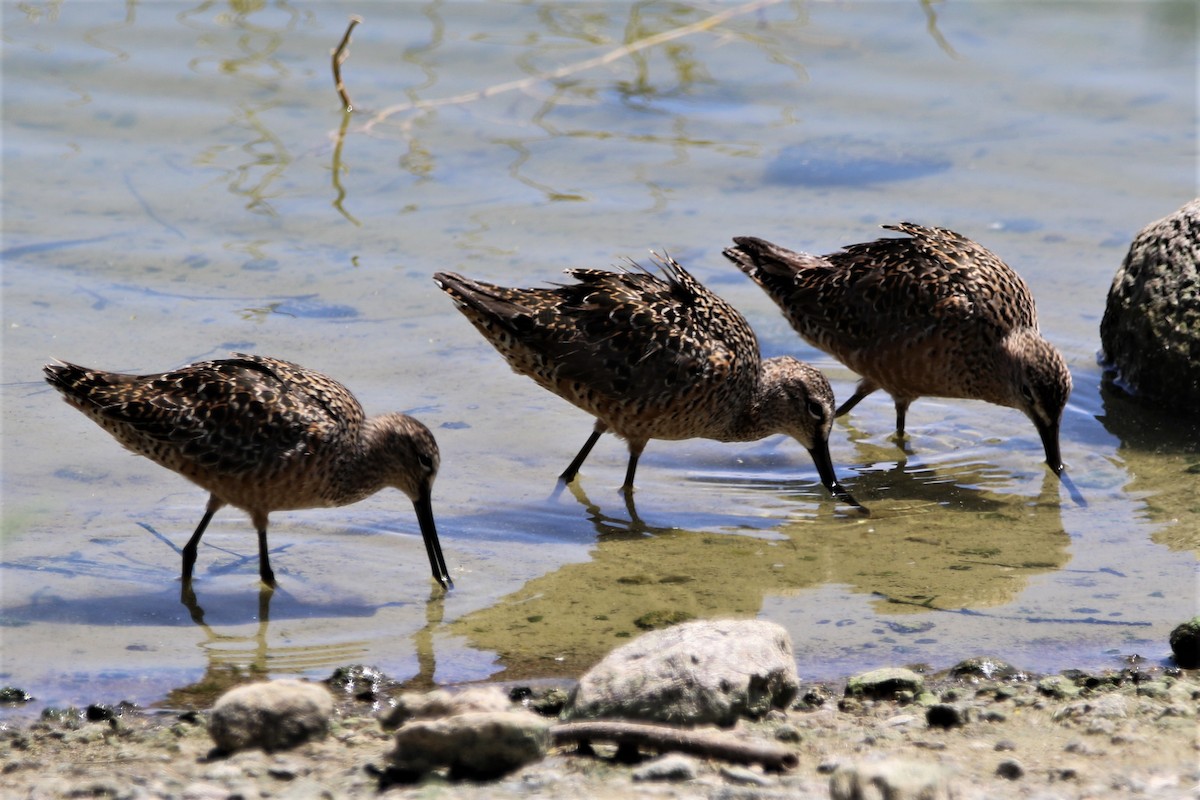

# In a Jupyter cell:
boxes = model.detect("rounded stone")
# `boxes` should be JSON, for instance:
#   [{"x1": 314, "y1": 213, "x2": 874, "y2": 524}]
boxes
[
  {"x1": 845, "y1": 668, "x2": 925, "y2": 700},
  {"x1": 208, "y1": 679, "x2": 333, "y2": 753},
  {"x1": 388, "y1": 710, "x2": 549, "y2": 779},
  {"x1": 996, "y1": 758, "x2": 1025, "y2": 780},
  {"x1": 925, "y1": 703, "x2": 969, "y2": 729},
  {"x1": 1169, "y1": 617, "x2": 1200, "y2": 669},
  {"x1": 948, "y1": 657, "x2": 1023, "y2": 682},
  {"x1": 564, "y1": 619, "x2": 798, "y2": 727}
]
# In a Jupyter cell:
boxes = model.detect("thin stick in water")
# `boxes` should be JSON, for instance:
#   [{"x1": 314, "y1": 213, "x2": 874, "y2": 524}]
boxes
[{"x1": 332, "y1": 15, "x2": 362, "y2": 112}]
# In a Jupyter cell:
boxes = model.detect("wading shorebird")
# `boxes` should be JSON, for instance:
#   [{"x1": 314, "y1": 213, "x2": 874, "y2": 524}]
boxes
[
  {"x1": 434, "y1": 255, "x2": 862, "y2": 509},
  {"x1": 723, "y1": 223, "x2": 1071, "y2": 473},
  {"x1": 44, "y1": 354, "x2": 452, "y2": 589}
]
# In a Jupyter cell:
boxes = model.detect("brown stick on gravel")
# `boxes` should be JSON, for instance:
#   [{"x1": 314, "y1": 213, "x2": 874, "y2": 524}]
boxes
[
  {"x1": 332, "y1": 15, "x2": 362, "y2": 112},
  {"x1": 550, "y1": 720, "x2": 799, "y2": 771}
]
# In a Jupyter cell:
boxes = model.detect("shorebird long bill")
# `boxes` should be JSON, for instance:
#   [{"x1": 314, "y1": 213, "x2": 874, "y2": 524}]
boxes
[
  {"x1": 1035, "y1": 416, "x2": 1065, "y2": 476},
  {"x1": 43, "y1": 355, "x2": 453, "y2": 592},
  {"x1": 434, "y1": 261, "x2": 861, "y2": 511},
  {"x1": 413, "y1": 487, "x2": 452, "y2": 589},
  {"x1": 806, "y1": 438, "x2": 864, "y2": 513},
  {"x1": 724, "y1": 225, "x2": 1072, "y2": 473}
]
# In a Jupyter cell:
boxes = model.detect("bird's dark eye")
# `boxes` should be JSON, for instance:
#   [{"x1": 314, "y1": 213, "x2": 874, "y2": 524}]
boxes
[
  {"x1": 418, "y1": 453, "x2": 435, "y2": 471},
  {"x1": 1020, "y1": 384, "x2": 1035, "y2": 405},
  {"x1": 806, "y1": 399, "x2": 824, "y2": 420}
]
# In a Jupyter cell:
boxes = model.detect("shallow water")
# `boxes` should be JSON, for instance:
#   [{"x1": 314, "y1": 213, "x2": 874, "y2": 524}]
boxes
[{"x1": 2, "y1": 1, "x2": 1196, "y2": 715}]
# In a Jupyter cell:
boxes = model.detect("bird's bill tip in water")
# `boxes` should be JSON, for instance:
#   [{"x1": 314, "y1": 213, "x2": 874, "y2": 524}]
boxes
[
  {"x1": 835, "y1": 484, "x2": 870, "y2": 516},
  {"x1": 806, "y1": 441, "x2": 867, "y2": 514},
  {"x1": 1036, "y1": 418, "x2": 1065, "y2": 477},
  {"x1": 413, "y1": 489, "x2": 453, "y2": 590}
]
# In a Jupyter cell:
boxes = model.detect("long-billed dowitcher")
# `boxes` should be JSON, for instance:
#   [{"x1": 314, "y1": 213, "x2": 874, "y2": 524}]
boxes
[
  {"x1": 723, "y1": 223, "x2": 1071, "y2": 473},
  {"x1": 43, "y1": 354, "x2": 452, "y2": 589},
  {"x1": 434, "y1": 255, "x2": 860, "y2": 508}
]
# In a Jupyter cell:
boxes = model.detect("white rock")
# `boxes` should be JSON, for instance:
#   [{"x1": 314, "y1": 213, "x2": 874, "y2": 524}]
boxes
[
  {"x1": 633, "y1": 753, "x2": 702, "y2": 782},
  {"x1": 208, "y1": 679, "x2": 333, "y2": 753},
  {"x1": 565, "y1": 619, "x2": 799, "y2": 726}
]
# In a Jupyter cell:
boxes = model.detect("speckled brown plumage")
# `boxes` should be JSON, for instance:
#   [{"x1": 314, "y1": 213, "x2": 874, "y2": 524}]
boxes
[
  {"x1": 724, "y1": 223, "x2": 1071, "y2": 473},
  {"x1": 434, "y1": 255, "x2": 859, "y2": 508},
  {"x1": 43, "y1": 354, "x2": 450, "y2": 589}
]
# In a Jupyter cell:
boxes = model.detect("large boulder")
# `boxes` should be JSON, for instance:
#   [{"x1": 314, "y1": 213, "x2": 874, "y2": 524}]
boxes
[
  {"x1": 1100, "y1": 198, "x2": 1200, "y2": 412},
  {"x1": 564, "y1": 619, "x2": 799, "y2": 727}
]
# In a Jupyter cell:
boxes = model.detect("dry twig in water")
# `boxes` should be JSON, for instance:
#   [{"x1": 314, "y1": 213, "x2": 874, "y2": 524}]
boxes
[
  {"x1": 360, "y1": 0, "x2": 784, "y2": 133},
  {"x1": 550, "y1": 720, "x2": 799, "y2": 771},
  {"x1": 332, "y1": 15, "x2": 362, "y2": 112}
]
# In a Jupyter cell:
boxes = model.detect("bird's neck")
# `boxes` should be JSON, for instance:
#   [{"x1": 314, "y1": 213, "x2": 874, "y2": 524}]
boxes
[
  {"x1": 327, "y1": 418, "x2": 390, "y2": 506},
  {"x1": 987, "y1": 328, "x2": 1046, "y2": 408},
  {"x1": 723, "y1": 361, "x2": 788, "y2": 442}
]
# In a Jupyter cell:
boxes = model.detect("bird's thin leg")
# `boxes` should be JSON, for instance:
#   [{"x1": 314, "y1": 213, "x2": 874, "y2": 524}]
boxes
[
  {"x1": 894, "y1": 398, "x2": 911, "y2": 438},
  {"x1": 181, "y1": 495, "x2": 223, "y2": 584},
  {"x1": 560, "y1": 421, "x2": 608, "y2": 484},
  {"x1": 252, "y1": 511, "x2": 276, "y2": 588},
  {"x1": 620, "y1": 440, "x2": 646, "y2": 495},
  {"x1": 834, "y1": 379, "x2": 879, "y2": 418}
]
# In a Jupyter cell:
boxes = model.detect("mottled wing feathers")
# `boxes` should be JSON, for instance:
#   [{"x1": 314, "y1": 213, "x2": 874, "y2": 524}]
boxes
[
  {"x1": 728, "y1": 224, "x2": 1038, "y2": 352},
  {"x1": 724, "y1": 235, "x2": 834, "y2": 303},
  {"x1": 436, "y1": 257, "x2": 756, "y2": 417},
  {"x1": 725, "y1": 235, "x2": 881, "y2": 350},
  {"x1": 44, "y1": 355, "x2": 359, "y2": 474},
  {"x1": 850, "y1": 225, "x2": 1038, "y2": 329}
]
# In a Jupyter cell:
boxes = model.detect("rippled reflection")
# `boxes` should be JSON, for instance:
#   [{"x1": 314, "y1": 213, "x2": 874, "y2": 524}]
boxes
[{"x1": 450, "y1": 458, "x2": 1073, "y2": 680}]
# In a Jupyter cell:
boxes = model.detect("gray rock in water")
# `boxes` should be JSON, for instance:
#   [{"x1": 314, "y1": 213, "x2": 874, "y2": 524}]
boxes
[
  {"x1": 1169, "y1": 616, "x2": 1200, "y2": 669},
  {"x1": 830, "y1": 759, "x2": 955, "y2": 800},
  {"x1": 1036, "y1": 675, "x2": 1081, "y2": 700},
  {"x1": 388, "y1": 711, "x2": 550, "y2": 779},
  {"x1": 948, "y1": 656, "x2": 1023, "y2": 682},
  {"x1": 1100, "y1": 198, "x2": 1200, "y2": 411},
  {"x1": 845, "y1": 668, "x2": 924, "y2": 700},
  {"x1": 379, "y1": 686, "x2": 511, "y2": 730},
  {"x1": 564, "y1": 619, "x2": 799, "y2": 727},
  {"x1": 208, "y1": 679, "x2": 333, "y2": 753}
]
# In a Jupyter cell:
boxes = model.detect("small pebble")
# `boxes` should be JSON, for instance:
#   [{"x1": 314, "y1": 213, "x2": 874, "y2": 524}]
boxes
[
  {"x1": 996, "y1": 758, "x2": 1024, "y2": 780},
  {"x1": 926, "y1": 703, "x2": 968, "y2": 729},
  {"x1": 632, "y1": 753, "x2": 700, "y2": 782},
  {"x1": 774, "y1": 723, "x2": 801, "y2": 742},
  {"x1": 720, "y1": 764, "x2": 772, "y2": 786}
]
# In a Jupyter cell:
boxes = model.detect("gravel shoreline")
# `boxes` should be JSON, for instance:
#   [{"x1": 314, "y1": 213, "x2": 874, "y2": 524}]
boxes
[{"x1": 2, "y1": 662, "x2": 1196, "y2": 799}]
